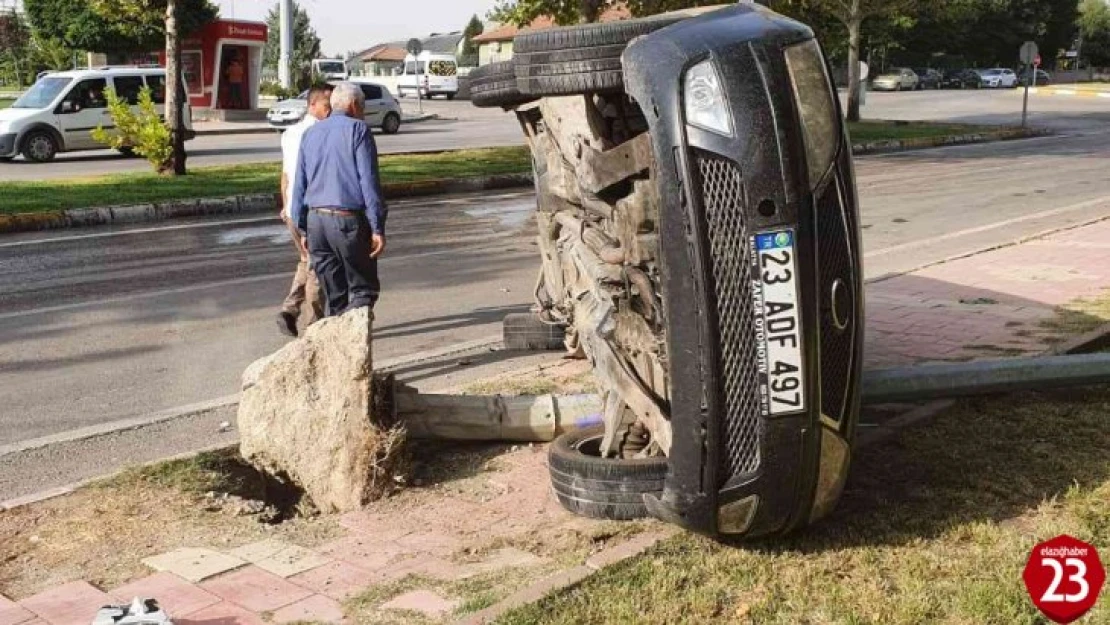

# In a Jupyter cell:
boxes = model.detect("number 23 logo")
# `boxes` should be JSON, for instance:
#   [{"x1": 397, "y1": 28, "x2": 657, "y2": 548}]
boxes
[{"x1": 1041, "y1": 558, "x2": 1090, "y2": 603}]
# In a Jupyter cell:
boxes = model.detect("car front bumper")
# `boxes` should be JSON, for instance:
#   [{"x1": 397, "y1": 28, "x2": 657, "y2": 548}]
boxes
[
  {"x1": 623, "y1": 4, "x2": 864, "y2": 539},
  {"x1": 267, "y1": 114, "x2": 304, "y2": 128},
  {"x1": 0, "y1": 133, "x2": 16, "y2": 158}
]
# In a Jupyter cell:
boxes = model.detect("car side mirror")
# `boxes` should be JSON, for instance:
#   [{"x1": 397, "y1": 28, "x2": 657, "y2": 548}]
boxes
[{"x1": 60, "y1": 101, "x2": 77, "y2": 114}]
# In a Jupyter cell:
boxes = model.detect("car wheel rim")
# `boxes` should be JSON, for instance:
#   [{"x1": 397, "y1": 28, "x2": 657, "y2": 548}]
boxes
[{"x1": 30, "y1": 136, "x2": 52, "y2": 160}]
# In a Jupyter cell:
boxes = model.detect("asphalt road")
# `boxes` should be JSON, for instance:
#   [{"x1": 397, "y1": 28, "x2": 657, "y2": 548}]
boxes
[
  {"x1": 3, "y1": 88, "x2": 1108, "y2": 181},
  {"x1": 5, "y1": 125, "x2": 1110, "y2": 452}
]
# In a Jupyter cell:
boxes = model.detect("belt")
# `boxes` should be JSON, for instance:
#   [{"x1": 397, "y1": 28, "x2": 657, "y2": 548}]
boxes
[{"x1": 312, "y1": 207, "x2": 360, "y2": 216}]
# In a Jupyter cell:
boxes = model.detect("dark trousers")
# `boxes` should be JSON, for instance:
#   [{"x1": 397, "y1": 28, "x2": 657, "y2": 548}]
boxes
[{"x1": 307, "y1": 210, "x2": 380, "y2": 317}]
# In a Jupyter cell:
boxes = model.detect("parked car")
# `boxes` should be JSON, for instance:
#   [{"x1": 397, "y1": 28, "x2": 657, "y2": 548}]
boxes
[
  {"x1": 941, "y1": 68, "x2": 982, "y2": 89},
  {"x1": 266, "y1": 81, "x2": 402, "y2": 134},
  {"x1": 871, "y1": 68, "x2": 919, "y2": 91},
  {"x1": 473, "y1": 3, "x2": 864, "y2": 539},
  {"x1": 0, "y1": 67, "x2": 194, "y2": 163},
  {"x1": 979, "y1": 68, "x2": 1018, "y2": 88},
  {"x1": 913, "y1": 68, "x2": 942, "y2": 90},
  {"x1": 1018, "y1": 68, "x2": 1051, "y2": 86}
]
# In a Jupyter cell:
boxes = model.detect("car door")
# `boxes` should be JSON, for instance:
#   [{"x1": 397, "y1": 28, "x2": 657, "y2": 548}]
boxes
[
  {"x1": 56, "y1": 78, "x2": 109, "y2": 151},
  {"x1": 359, "y1": 84, "x2": 385, "y2": 127},
  {"x1": 1003, "y1": 70, "x2": 1016, "y2": 87}
]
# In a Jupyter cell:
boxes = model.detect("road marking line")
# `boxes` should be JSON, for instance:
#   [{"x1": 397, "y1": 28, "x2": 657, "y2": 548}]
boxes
[
  {"x1": 0, "y1": 240, "x2": 526, "y2": 321},
  {"x1": 864, "y1": 194, "x2": 1110, "y2": 259}
]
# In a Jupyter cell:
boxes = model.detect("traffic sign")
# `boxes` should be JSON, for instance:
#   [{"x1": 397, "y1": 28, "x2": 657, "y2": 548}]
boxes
[
  {"x1": 1020, "y1": 41, "x2": 1039, "y2": 65},
  {"x1": 1023, "y1": 535, "x2": 1105, "y2": 624},
  {"x1": 406, "y1": 38, "x2": 423, "y2": 56}
]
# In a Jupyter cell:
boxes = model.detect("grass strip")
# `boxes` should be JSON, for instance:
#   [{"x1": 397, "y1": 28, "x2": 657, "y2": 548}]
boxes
[
  {"x1": 497, "y1": 385, "x2": 1110, "y2": 624},
  {"x1": 0, "y1": 146, "x2": 530, "y2": 215},
  {"x1": 848, "y1": 120, "x2": 998, "y2": 143}
]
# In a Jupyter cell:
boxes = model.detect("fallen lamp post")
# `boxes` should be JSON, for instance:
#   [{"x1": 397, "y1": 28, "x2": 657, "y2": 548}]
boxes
[{"x1": 392, "y1": 353, "x2": 1110, "y2": 444}]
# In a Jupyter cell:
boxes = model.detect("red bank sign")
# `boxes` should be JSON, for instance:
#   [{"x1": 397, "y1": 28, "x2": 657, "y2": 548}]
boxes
[{"x1": 216, "y1": 21, "x2": 267, "y2": 42}]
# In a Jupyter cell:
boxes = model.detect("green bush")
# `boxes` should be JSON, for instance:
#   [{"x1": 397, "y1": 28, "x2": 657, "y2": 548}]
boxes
[
  {"x1": 259, "y1": 81, "x2": 299, "y2": 99},
  {"x1": 92, "y1": 86, "x2": 172, "y2": 173}
]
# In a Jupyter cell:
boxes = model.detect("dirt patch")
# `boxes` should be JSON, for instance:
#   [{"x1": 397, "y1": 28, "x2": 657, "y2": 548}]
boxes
[
  {"x1": 0, "y1": 449, "x2": 340, "y2": 600},
  {"x1": 461, "y1": 358, "x2": 595, "y2": 396}
]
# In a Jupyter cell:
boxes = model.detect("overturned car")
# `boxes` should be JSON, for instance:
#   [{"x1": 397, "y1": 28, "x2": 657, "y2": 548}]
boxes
[{"x1": 470, "y1": 3, "x2": 863, "y2": 539}]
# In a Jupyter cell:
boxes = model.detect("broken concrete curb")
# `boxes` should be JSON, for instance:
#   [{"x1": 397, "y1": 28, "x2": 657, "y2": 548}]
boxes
[{"x1": 0, "y1": 173, "x2": 534, "y2": 235}]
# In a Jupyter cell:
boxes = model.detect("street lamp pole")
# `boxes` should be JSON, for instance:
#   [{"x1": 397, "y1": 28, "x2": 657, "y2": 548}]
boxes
[{"x1": 279, "y1": 0, "x2": 293, "y2": 89}]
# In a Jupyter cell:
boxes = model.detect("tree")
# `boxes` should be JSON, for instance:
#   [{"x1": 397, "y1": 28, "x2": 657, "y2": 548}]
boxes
[
  {"x1": 24, "y1": 0, "x2": 215, "y2": 54},
  {"x1": 1079, "y1": 0, "x2": 1110, "y2": 67},
  {"x1": 0, "y1": 10, "x2": 32, "y2": 87},
  {"x1": 263, "y1": 1, "x2": 321, "y2": 86},
  {"x1": 490, "y1": 0, "x2": 722, "y2": 26},
  {"x1": 461, "y1": 14, "x2": 485, "y2": 57},
  {"x1": 767, "y1": 0, "x2": 918, "y2": 122},
  {"x1": 88, "y1": 0, "x2": 216, "y2": 176}
]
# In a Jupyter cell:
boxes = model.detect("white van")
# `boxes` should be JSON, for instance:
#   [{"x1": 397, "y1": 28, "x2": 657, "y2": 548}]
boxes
[
  {"x1": 397, "y1": 52, "x2": 459, "y2": 100},
  {"x1": 0, "y1": 67, "x2": 194, "y2": 163},
  {"x1": 311, "y1": 59, "x2": 349, "y2": 81}
]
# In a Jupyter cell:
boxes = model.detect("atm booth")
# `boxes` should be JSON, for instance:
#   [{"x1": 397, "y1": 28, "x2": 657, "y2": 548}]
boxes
[{"x1": 170, "y1": 19, "x2": 268, "y2": 117}]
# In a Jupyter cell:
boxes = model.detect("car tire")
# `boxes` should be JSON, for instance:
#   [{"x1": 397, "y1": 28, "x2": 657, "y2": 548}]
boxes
[
  {"x1": 381, "y1": 112, "x2": 401, "y2": 134},
  {"x1": 0, "y1": 156, "x2": 13, "y2": 163},
  {"x1": 469, "y1": 61, "x2": 537, "y2": 108},
  {"x1": 445, "y1": 93, "x2": 456, "y2": 100},
  {"x1": 549, "y1": 426, "x2": 667, "y2": 521},
  {"x1": 503, "y1": 312, "x2": 565, "y2": 351},
  {"x1": 20, "y1": 130, "x2": 58, "y2": 163},
  {"x1": 513, "y1": 14, "x2": 687, "y2": 96}
]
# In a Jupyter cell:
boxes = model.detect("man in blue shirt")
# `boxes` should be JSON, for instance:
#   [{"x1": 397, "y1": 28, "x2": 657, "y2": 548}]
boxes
[{"x1": 289, "y1": 82, "x2": 388, "y2": 316}]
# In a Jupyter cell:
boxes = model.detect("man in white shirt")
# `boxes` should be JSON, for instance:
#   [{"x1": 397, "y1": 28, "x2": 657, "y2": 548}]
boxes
[{"x1": 277, "y1": 84, "x2": 333, "y2": 337}]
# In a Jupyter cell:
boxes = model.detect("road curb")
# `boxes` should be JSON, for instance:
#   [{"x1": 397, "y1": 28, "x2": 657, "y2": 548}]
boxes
[
  {"x1": 0, "y1": 334, "x2": 503, "y2": 460},
  {"x1": 852, "y1": 127, "x2": 1051, "y2": 155},
  {"x1": 0, "y1": 173, "x2": 534, "y2": 235},
  {"x1": 193, "y1": 113, "x2": 440, "y2": 136}
]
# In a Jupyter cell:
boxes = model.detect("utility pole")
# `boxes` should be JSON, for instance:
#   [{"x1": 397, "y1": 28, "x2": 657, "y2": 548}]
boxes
[{"x1": 279, "y1": 0, "x2": 293, "y2": 89}]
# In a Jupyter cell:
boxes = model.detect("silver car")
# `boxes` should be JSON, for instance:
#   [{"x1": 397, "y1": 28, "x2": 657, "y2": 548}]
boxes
[
  {"x1": 871, "y1": 68, "x2": 919, "y2": 92},
  {"x1": 267, "y1": 81, "x2": 403, "y2": 134}
]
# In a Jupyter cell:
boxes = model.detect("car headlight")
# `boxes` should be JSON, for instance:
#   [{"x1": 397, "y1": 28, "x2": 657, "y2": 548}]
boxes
[
  {"x1": 785, "y1": 39, "x2": 839, "y2": 189},
  {"x1": 684, "y1": 59, "x2": 732, "y2": 136}
]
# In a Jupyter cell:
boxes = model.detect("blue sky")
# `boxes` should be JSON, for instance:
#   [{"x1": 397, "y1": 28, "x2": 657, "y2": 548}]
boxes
[{"x1": 214, "y1": 0, "x2": 496, "y2": 55}]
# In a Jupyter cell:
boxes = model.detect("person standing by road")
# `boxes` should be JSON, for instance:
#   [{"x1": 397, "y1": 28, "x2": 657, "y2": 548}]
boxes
[
  {"x1": 277, "y1": 84, "x2": 333, "y2": 337},
  {"x1": 289, "y1": 82, "x2": 387, "y2": 316}
]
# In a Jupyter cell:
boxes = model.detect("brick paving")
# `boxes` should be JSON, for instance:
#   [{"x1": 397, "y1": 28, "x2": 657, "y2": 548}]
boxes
[{"x1": 5, "y1": 219, "x2": 1110, "y2": 623}]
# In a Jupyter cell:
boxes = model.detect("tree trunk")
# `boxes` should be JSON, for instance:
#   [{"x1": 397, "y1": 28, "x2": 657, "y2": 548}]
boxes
[
  {"x1": 846, "y1": 3, "x2": 862, "y2": 123},
  {"x1": 165, "y1": 0, "x2": 187, "y2": 175}
]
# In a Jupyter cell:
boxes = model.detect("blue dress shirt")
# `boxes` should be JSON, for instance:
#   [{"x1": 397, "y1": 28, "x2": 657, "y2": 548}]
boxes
[{"x1": 289, "y1": 112, "x2": 387, "y2": 235}]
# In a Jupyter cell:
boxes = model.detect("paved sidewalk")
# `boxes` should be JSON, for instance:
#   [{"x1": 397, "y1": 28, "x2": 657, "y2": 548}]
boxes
[{"x1": 3, "y1": 219, "x2": 1110, "y2": 624}]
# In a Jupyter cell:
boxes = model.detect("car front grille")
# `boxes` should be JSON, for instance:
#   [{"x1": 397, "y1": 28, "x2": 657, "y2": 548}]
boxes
[
  {"x1": 816, "y1": 180, "x2": 855, "y2": 424},
  {"x1": 695, "y1": 151, "x2": 763, "y2": 484}
]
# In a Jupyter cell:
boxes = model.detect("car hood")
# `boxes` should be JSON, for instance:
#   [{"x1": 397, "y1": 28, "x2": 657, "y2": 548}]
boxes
[
  {"x1": 873, "y1": 75, "x2": 900, "y2": 81},
  {"x1": 0, "y1": 107, "x2": 43, "y2": 127},
  {"x1": 270, "y1": 99, "x2": 307, "y2": 111}
]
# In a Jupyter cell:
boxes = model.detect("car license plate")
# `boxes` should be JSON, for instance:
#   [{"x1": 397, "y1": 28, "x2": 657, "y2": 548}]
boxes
[{"x1": 751, "y1": 230, "x2": 805, "y2": 416}]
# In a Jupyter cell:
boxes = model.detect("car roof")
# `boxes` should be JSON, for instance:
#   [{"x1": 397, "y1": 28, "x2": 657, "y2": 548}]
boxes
[{"x1": 41, "y1": 67, "x2": 167, "y2": 80}]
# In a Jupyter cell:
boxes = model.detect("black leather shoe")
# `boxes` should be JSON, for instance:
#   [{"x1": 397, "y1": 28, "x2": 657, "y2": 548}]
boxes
[{"x1": 277, "y1": 311, "x2": 298, "y2": 337}]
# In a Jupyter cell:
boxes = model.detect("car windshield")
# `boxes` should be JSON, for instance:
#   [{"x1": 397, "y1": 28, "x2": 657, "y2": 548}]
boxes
[
  {"x1": 984, "y1": 69, "x2": 1002, "y2": 76},
  {"x1": 317, "y1": 61, "x2": 345, "y2": 74},
  {"x1": 12, "y1": 76, "x2": 72, "y2": 109}
]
